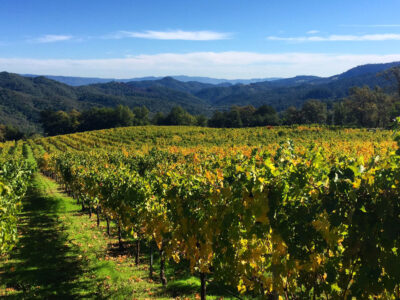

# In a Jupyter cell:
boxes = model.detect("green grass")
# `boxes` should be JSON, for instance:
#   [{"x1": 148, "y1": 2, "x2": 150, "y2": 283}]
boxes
[{"x1": 0, "y1": 174, "x2": 238, "y2": 299}]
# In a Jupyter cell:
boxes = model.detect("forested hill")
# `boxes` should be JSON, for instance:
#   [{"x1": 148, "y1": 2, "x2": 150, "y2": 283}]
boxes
[
  {"x1": 0, "y1": 72, "x2": 211, "y2": 132},
  {"x1": 1, "y1": 61, "x2": 399, "y2": 132},
  {"x1": 194, "y1": 62, "x2": 400, "y2": 110}
]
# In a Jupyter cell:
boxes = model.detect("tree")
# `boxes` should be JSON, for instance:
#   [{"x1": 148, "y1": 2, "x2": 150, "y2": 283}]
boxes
[
  {"x1": 332, "y1": 102, "x2": 348, "y2": 126},
  {"x1": 114, "y1": 105, "x2": 134, "y2": 127},
  {"x1": 40, "y1": 110, "x2": 76, "y2": 136},
  {"x1": 79, "y1": 107, "x2": 116, "y2": 131},
  {"x1": 208, "y1": 111, "x2": 226, "y2": 128},
  {"x1": 235, "y1": 105, "x2": 256, "y2": 127},
  {"x1": 342, "y1": 86, "x2": 394, "y2": 128},
  {"x1": 283, "y1": 106, "x2": 302, "y2": 125},
  {"x1": 225, "y1": 109, "x2": 243, "y2": 128},
  {"x1": 196, "y1": 115, "x2": 208, "y2": 127},
  {"x1": 253, "y1": 105, "x2": 280, "y2": 126},
  {"x1": 132, "y1": 106, "x2": 150, "y2": 126},
  {"x1": 301, "y1": 99, "x2": 327, "y2": 124},
  {"x1": 69, "y1": 109, "x2": 81, "y2": 132},
  {"x1": 0, "y1": 125, "x2": 25, "y2": 141},
  {"x1": 163, "y1": 106, "x2": 196, "y2": 126},
  {"x1": 152, "y1": 112, "x2": 165, "y2": 125}
]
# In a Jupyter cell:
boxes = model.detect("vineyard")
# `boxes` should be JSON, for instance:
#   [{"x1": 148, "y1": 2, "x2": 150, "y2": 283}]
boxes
[
  {"x1": 0, "y1": 141, "x2": 36, "y2": 255},
  {"x1": 1, "y1": 125, "x2": 400, "y2": 299}
]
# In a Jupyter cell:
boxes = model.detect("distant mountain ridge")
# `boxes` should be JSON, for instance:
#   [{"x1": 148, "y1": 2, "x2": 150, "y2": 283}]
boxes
[
  {"x1": 1, "y1": 61, "x2": 399, "y2": 133},
  {"x1": 22, "y1": 74, "x2": 281, "y2": 86},
  {"x1": 193, "y1": 62, "x2": 400, "y2": 109}
]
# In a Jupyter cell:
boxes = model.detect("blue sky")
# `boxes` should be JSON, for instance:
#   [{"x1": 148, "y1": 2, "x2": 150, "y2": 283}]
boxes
[{"x1": 1, "y1": 0, "x2": 400, "y2": 78}]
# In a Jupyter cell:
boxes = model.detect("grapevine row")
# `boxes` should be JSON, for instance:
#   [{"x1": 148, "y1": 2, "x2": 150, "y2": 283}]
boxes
[
  {"x1": 34, "y1": 125, "x2": 400, "y2": 299},
  {"x1": 0, "y1": 142, "x2": 36, "y2": 255}
]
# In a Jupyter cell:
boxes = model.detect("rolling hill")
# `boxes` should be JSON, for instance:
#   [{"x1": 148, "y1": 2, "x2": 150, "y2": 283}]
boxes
[
  {"x1": 0, "y1": 72, "x2": 211, "y2": 132},
  {"x1": 194, "y1": 62, "x2": 400, "y2": 110},
  {"x1": 1, "y1": 61, "x2": 399, "y2": 132}
]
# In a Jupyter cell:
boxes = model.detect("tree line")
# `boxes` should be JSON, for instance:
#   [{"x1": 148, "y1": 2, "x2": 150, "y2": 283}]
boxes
[
  {"x1": 0, "y1": 124, "x2": 26, "y2": 142},
  {"x1": 39, "y1": 86, "x2": 400, "y2": 137},
  {"x1": 39, "y1": 105, "x2": 209, "y2": 136},
  {"x1": 40, "y1": 105, "x2": 149, "y2": 136}
]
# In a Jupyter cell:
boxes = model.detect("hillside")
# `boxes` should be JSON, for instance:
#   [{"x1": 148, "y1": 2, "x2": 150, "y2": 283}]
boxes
[
  {"x1": 0, "y1": 72, "x2": 211, "y2": 132},
  {"x1": 1, "y1": 61, "x2": 400, "y2": 132},
  {"x1": 125, "y1": 77, "x2": 214, "y2": 94},
  {"x1": 195, "y1": 62, "x2": 400, "y2": 110}
]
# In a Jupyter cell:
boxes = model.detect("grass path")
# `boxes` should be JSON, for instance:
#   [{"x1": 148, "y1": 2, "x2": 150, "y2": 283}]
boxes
[
  {"x1": 0, "y1": 174, "x2": 167, "y2": 299},
  {"x1": 0, "y1": 174, "x2": 234, "y2": 299},
  {"x1": 0, "y1": 174, "x2": 99, "y2": 298}
]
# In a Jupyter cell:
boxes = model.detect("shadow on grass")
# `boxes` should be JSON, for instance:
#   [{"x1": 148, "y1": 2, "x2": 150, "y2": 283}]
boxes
[
  {"x1": 0, "y1": 178, "x2": 103, "y2": 299},
  {"x1": 106, "y1": 240, "x2": 135, "y2": 258},
  {"x1": 166, "y1": 277, "x2": 199, "y2": 297},
  {"x1": 163, "y1": 275, "x2": 239, "y2": 299},
  {"x1": 132, "y1": 242, "x2": 239, "y2": 299}
]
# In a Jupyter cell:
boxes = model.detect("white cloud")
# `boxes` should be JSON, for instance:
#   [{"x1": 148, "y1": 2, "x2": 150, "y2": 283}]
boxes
[
  {"x1": 106, "y1": 30, "x2": 231, "y2": 40},
  {"x1": 1, "y1": 52, "x2": 400, "y2": 78},
  {"x1": 268, "y1": 33, "x2": 400, "y2": 42},
  {"x1": 32, "y1": 35, "x2": 73, "y2": 43},
  {"x1": 306, "y1": 30, "x2": 320, "y2": 34}
]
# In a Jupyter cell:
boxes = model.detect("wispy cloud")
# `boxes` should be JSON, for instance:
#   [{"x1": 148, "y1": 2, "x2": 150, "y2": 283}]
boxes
[
  {"x1": 106, "y1": 30, "x2": 231, "y2": 40},
  {"x1": 32, "y1": 34, "x2": 73, "y2": 43},
  {"x1": 306, "y1": 30, "x2": 320, "y2": 34},
  {"x1": 268, "y1": 33, "x2": 400, "y2": 42},
  {"x1": 2, "y1": 52, "x2": 400, "y2": 78}
]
